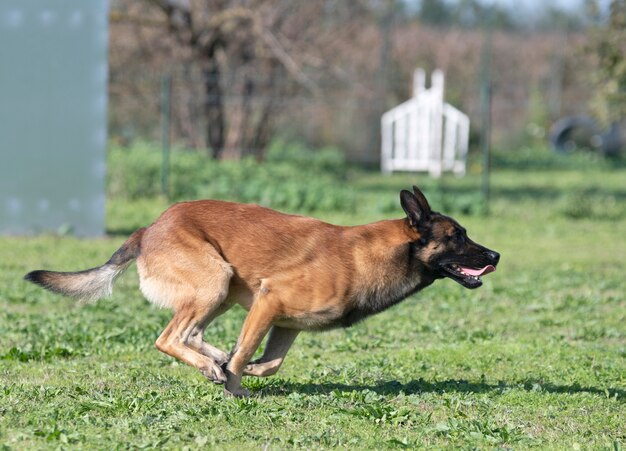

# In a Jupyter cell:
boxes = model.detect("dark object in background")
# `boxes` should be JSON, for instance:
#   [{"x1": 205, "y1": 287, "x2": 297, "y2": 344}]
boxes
[{"x1": 549, "y1": 116, "x2": 622, "y2": 157}]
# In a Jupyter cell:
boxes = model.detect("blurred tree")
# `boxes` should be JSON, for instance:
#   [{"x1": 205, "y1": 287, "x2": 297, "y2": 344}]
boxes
[
  {"x1": 416, "y1": 0, "x2": 515, "y2": 29},
  {"x1": 108, "y1": 0, "x2": 593, "y2": 160},
  {"x1": 587, "y1": 0, "x2": 626, "y2": 126},
  {"x1": 536, "y1": 6, "x2": 585, "y2": 32},
  {"x1": 418, "y1": 0, "x2": 451, "y2": 25},
  {"x1": 526, "y1": 84, "x2": 550, "y2": 142},
  {"x1": 142, "y1": 0, "x2": 341, "y2": 160},
  {"x1": 452, "y1": 0, "x2": 515, "y2": 30}
]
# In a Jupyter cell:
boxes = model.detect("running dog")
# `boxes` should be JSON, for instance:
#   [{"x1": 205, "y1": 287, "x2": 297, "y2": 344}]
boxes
[{"x1": 25, "y1": 186, "x2": 500, "y2": 397}]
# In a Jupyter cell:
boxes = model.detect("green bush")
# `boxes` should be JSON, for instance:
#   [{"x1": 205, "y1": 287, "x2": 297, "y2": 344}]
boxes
[
  {"x1": 412, "y1": 186, "x2": 487, "y2": 217},
  {"x1": 489, "y1": 145, "x2": 612, "y2": 171},
  {"x1": 107, "y1": 142, "x2": 163, "y2": 199},
  {"x1": 265, "y1": 139, "x2": 348, "y2": 178},
  {"x1": 559, "y1": 189, "x2": 625, "y2": 220},
  {"x1": 107, "y1": 141, "x2": 356, "y2": 213}
]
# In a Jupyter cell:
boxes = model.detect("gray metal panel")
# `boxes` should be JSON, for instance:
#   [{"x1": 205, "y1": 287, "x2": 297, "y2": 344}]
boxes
[{"x1": 0, "y1": 0, "x2": 108, "y2": 236}]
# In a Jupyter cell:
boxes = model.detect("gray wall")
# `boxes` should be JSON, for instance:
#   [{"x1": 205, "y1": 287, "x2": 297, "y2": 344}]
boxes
[{"x1": 0, "y1": 0, "x2": 109, "y2": 236}]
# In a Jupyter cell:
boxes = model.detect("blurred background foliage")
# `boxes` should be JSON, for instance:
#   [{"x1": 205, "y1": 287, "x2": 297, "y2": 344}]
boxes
[
  {"x1": 108, "y1": 0, "x2": 626, "y2": 164},
  {"x1": 103, "y1": 0, "x2": 626, "y2": 225},
  {"x1": 587, "y1": 0, "x2": 626, "y2": 126},
  {"x1": 107, "y1": 140, "x2": 356, "y2": 213},
  {"x1": 107, "y1": 140, "x2": 626, "y2": 221}
]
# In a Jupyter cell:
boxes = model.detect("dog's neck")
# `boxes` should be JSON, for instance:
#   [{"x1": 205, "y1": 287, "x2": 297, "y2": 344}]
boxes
[{"x1": 340, "y1": 219, "x2": 432, "y2": 326}]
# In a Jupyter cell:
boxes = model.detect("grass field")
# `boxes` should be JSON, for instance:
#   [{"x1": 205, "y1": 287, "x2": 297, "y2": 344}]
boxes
[{"x1": 1, "y1": 154, "x2": 625, "y2": 448}]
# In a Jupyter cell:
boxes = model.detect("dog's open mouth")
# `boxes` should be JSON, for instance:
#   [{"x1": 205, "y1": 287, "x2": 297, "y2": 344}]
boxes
[{"x1": 442, "y1": 264, "x2": 496, "y2": 289}]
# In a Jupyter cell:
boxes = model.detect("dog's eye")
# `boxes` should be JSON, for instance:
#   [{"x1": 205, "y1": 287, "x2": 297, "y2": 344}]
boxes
[{"x1": 455, "y1": 231, "x2": 466, "y2": 244}]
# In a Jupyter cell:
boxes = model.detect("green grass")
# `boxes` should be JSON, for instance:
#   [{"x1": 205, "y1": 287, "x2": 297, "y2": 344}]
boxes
[{"x1": 1, "y1": 156, "x2": 625, "y2": 449}]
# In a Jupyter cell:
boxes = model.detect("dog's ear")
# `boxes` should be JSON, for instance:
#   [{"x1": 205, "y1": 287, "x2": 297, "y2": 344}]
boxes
[
  {"x1": 400, "y1": 189, "x2": 431, "y2": 229},
  {"x1": 412, "y1": 185, "x2": 432, "y2": 214}
]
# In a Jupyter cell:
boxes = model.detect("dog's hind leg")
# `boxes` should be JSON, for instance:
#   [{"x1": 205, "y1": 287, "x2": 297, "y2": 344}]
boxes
[
  {"x1": 140, "y1": 241, "x2": 233, "y2": 383},
  {"x1": 243, "y1": 326, "x2": 299, "y2": 377},
  {"x1": 156, "y1": 304, "x2": 229, "y2": 384},
  {"x1": 185, "y1": 304, "x2": 232, "y2": 366}
]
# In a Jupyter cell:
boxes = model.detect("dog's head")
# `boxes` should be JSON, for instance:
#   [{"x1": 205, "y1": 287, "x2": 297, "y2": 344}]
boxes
[{"x1": 400, "y1": 186, "x2": 500, "y2": 289}]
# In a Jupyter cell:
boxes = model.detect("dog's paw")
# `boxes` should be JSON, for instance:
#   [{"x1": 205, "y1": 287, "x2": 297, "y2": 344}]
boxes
[
  {"x1": 243, "y1": 358, "x2": 282, "y2": 377},
  {"x1": 243, "y1": 360, "x2": 262, "y2": 376},
  {"x1": 223, "y1": 386, "x2": 250, "y2": 398},
  {"x1": 243, "y1": 362, "x2": 272, "y2": 377},
  {"x1": 213, "y1": 352, "x2": 229, "y2": 366},
  {"x1": 199, "y1": 364, "x2": 227, "y2": 385}
]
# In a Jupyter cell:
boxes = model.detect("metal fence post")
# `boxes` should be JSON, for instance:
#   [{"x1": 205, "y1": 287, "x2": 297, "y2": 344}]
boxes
[
  {"x1": 480, "y1": 8, "x2": 494, "y2": 214},
  {"x1": 161, "y1": 73, "x2": 172, "y2": 199}
]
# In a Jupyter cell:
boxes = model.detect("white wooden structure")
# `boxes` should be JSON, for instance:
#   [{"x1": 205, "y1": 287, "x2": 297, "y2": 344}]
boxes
[{"x1": 381, "y1": 69, "x2": 470, "y2": 177}]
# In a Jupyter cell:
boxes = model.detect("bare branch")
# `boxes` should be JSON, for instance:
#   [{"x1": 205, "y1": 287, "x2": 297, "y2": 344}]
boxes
[
  {"x1": 109, "y1": 10, "x2": 167, "y2": 28},
  {"x1": 146, "y1": 0, "x2": 190, "y2": 14},
  {"x1": 145, "y1": 0, "x2": 192, "y2": 35},
  {"x1": 260, "y1": 30, "x2": 321, "y2": 95},
  {"x1": 194, "y1": 8, "x2": 255, "y2": 50}
]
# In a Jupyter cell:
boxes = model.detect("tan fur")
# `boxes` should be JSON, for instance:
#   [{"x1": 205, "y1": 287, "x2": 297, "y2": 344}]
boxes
[
  {"x1": 125, "y1": 200, "x2": 427, "y2": 396},
  {"x1": 25, "y1": 189, "x2": 500, "y2": 397}
]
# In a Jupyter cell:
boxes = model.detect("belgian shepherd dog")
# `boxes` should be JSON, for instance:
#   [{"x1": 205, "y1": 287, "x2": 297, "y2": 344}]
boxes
[{"x1": 25, "y1": 186, "x2": 499, "y2": 397}]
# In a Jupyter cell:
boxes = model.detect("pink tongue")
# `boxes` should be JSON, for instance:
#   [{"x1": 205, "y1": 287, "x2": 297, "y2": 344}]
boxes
[{"x1": 460, "y1": 265, "x2": 496, "y2": 277}]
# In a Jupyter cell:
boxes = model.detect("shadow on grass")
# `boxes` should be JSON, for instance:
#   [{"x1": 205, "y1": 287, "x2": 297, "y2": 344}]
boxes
[{"x1": 258, "y1": 378, "x2": 625, "y2": 401}]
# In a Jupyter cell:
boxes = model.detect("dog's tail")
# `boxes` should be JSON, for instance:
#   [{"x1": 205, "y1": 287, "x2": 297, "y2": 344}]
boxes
[{"x1": 24, "y1": 228, "x2": 146, "y2": 303}]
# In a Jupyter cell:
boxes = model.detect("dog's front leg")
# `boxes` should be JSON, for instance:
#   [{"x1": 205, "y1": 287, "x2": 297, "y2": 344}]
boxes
[
  {"x1": 244, "y1": 326, "x2": 299, "y2": 377},
  {"x1": 224, "y1": 296, "x2": 277, "y2": 397}
]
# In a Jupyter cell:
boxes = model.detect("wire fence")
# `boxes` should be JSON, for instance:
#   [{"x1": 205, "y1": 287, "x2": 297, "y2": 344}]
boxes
[{"x1": 108, "y1": 33, "x2": 591, "y2": 163}]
